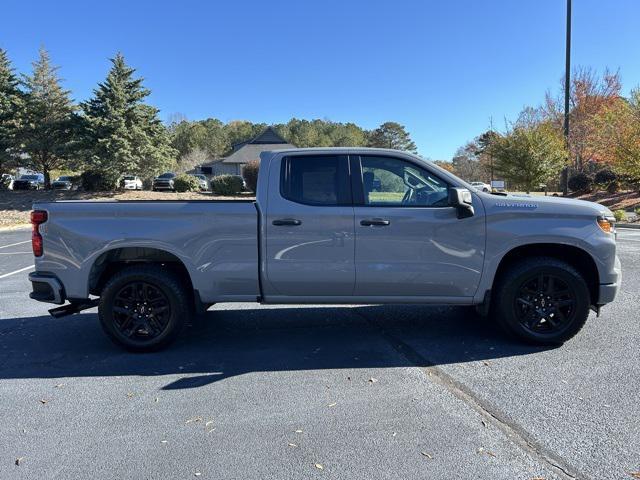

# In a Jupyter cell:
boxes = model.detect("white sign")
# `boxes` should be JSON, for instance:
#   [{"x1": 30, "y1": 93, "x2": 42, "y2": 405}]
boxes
[{"x1": 491, "y1": 180, "x2": 505, "y2": 189}]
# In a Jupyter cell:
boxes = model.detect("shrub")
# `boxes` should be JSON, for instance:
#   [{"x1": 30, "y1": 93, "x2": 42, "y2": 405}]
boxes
[
  {"x1": 173, "y1": 174, "x2": 201, "y2": 192},
  {"x1": 594, "y1": 168, "x2": 617, "y2": 189},
  {"x1": 613, "y1": 210, "x2": 626, "y2": 222},
  {"x1": 81, "y1": 170, "x2": 116, "y2": 191},
  {"x1": 567, "y1": 172, "x2": 593, "y2": 193},
  {"x1": 606, "y1": 181, "x2": 619, "y2": 194},
  {"x1": 211, "y1": 174, "x2": 243, "y2": 196},
  {"x1": 635, "y1": 206, "x2": 640, "y2": 216},
  {"x1": 242, "y1": 161, "x2": 259, "y2": 193}
]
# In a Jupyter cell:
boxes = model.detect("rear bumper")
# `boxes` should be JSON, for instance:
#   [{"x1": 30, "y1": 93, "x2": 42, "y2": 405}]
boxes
[{"x1": 29, "y1": 272, "x2": 65, "y2": 305}]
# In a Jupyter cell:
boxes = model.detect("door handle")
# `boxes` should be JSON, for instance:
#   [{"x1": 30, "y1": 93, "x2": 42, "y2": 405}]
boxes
[
  {"x1": 272, "y1": 218, "x2": 302, "y2": 226},
  {"x1": 360, "y1": 218, "x2": 390, "y2": 226}
]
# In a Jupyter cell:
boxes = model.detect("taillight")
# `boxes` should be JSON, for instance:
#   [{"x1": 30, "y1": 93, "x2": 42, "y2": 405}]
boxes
[{"x1": 31, "y1": 210, "x2": 48, "y2": 257}]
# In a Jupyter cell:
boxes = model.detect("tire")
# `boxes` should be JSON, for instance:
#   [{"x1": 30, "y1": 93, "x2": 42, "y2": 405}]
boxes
[
  {"x1": 98, "y1": 265, "x2": 192, "y2": 352},
  {"x1": 493, "y1": 257, "x2": 590, "y2": 345}
]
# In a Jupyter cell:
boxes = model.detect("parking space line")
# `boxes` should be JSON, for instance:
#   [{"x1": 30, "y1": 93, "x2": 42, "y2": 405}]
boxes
[
  {"x1": 0, "y1": 265, "x2": 34, "y2": 279},
  {"x1": 0, "y1": 240, "x2": 31, "y2": 250}
]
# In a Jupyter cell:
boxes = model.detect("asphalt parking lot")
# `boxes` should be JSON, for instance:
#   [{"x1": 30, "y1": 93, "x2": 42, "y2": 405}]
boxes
[{"x1": 0, "y1": 228, "x2": 638, "y2": 480}]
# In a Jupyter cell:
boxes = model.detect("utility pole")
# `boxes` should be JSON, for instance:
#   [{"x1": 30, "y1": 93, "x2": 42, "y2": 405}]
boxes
[
  {"x1": 489, "y1": 116, "x2": 494, "y2": 184},
  {"x1": 562, "y1": 0, "x2": 572, "y2": 195}
]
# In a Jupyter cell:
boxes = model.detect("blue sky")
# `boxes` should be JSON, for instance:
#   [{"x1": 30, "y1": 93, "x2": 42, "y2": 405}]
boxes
[{"x1": 2, "y1": 0, "x2": 639, "y2": 159}]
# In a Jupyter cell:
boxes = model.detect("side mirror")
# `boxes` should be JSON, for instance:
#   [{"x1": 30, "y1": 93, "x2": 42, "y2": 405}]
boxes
[{"x1": 449, "y1": 187, "x2": 475, "y2": 219}]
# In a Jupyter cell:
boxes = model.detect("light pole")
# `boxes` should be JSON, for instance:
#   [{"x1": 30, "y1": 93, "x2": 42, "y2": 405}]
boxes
[{"x1": 562, "y1": 0, "x2": 572, "y2": 195}]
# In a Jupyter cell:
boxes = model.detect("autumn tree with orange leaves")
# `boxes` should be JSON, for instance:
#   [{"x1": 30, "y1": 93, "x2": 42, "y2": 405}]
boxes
[{"x1": 543, "y1": 68, "x2": 622, "y2": 170}]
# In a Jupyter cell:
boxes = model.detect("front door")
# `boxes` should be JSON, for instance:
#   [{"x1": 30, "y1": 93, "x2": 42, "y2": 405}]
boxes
[
  {"x1": 352, "y1": 155, "x2": 485, "y2": 299},
  {"x1": 264, "y1": 154, "x2": 355, "y2": 297}
]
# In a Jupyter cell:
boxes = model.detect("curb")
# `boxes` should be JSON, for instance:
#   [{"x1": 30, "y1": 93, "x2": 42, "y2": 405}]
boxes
[{"x1": 617, "y1": 223, "x2": 640, "y2": 230}]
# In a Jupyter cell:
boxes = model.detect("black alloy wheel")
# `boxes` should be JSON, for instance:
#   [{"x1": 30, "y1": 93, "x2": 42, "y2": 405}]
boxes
[
  {"x1": 112, "y1": 281, "x2": 172, "y2": 340},
  {"x1": 99, "y1": 265, "x2": 191, "y2": 352},
  {"x1": 494, "y1": 257, "x2": 590, "y2": 345},
  {"x1": 514, "y1": 273, "x2": 576, "y2": 335}
]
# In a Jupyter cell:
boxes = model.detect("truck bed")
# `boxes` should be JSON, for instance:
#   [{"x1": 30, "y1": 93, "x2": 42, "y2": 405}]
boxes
[{"x1": 33, "y1": 200, "x2": 260, "y2": 303}]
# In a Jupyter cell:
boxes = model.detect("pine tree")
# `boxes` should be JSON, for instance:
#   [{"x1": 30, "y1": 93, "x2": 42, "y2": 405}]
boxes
[
  {"x1": 368, "y1": 122, "x2": 418, "y2": 153},
  {"x1": 19, "y1": 47, "x2": 76, "y2": 188},
  {"x1": 81, "y1": 53, "x2": 176, "y2": 186},
  {"x1": 0, "y1": 49, "x2": 24, "y2": 174}
]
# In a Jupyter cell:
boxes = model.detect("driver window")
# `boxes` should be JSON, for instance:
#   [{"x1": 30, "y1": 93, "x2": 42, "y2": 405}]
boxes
[{"x1": 361, "y1": 156, "x2": 449, "y2": 207}]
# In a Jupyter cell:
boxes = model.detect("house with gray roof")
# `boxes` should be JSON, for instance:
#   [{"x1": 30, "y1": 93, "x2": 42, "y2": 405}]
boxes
[{"x1": 199, "y1": 126, "x2": 295, "y2": 176}]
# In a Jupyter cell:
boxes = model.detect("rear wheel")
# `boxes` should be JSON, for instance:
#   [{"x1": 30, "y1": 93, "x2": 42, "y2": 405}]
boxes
[
  {"x1": 493, "y1": 257, "x2": 590, "y2": 345},
  {"x1": 98, "y1": 265, "x2": 191, "y2": 352}
]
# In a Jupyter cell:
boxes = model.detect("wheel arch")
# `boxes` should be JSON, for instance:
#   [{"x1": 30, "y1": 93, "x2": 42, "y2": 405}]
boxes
[
  {"x1": 88, "y1": 247, "x2": 197, "y2": 304},
  {"x1": 492, "y1": 243, "x2": 600, "y2": 305}
]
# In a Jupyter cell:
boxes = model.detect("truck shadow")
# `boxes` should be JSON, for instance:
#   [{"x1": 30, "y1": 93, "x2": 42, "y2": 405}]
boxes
[{"x1": 0, "y1": 304, "x2": 553, "y2": 388}]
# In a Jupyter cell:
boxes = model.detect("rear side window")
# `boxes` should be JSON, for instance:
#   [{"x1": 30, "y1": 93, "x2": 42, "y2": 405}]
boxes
[{"x1": 281, "y1": 155, "x2": 350, "y2": 206}]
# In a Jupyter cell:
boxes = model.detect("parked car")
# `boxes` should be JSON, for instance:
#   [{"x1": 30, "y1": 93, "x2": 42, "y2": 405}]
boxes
[
  {"x1": 122, "y1": 175, "x2": 143, "y2": 190},
  {"x1": 0, "y1": 173, "x2": 14, "y2": 190},
  {"x1": 190, "y1": 173, "x2": 209, "y2": 191},
  {"x1": 51, "y1": 176, "x2": 74, "y2": 190},
  {"x1": 470, "y1": 181, "x2": 491, "y2": 192},
  {"x1": 28, "y1": 148, "x2": 620, "y2": 352},
  {"x1": 152, "y1": 172, "x2": 176, "y2": 191},
  {"x1": 13, "y1": 173, "x2": 45, "y2": 190}
]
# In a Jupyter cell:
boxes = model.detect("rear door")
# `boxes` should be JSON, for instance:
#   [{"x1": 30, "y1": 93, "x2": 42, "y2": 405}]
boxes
[
  {"x1": 352, "y1": 154, "x2": 485, "y2": 299},
  {"x1": 264, "y1": 154, "x2": 355, "y2": 297}
]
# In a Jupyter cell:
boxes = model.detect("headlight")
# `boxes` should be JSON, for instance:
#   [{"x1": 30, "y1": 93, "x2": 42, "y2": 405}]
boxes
[{"x1": 597, "y1": 216, "x2": 616, "y2": 234}]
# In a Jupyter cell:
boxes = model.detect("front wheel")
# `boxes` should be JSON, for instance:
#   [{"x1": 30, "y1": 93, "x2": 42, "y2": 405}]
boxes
[
  {"x1": 98, "y1": 265, "x2": 191, "y2": 352},
  {"x1": 493, "y1": 257, "x2": 590, "y2": 345}
]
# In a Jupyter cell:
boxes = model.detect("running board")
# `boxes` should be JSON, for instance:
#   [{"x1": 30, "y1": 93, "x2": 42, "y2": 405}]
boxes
[{"x1": 48, "y1": 299, "x2": 99, "y2": 318}]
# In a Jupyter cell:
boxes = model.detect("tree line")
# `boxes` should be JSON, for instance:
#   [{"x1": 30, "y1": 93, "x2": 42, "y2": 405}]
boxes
[
  {"x1": 169, "y1": 118, "x2": 418, "y2": 174},
  {"x1": 447, "y1": 68, "x2": 640, "y2": 193},
  {"x1": 0, "y1": 47, "x2": 419, "y2": 189}
]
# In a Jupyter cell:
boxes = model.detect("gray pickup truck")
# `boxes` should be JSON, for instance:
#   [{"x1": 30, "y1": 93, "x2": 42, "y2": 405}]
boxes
[{"x1": 28, "y1": 148, "x2": 621, "y2": 351}]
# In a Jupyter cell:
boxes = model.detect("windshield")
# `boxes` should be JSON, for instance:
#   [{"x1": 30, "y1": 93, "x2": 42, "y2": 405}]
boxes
[
  {"x1": 192, "y1": 174, "x2": 205, "y2": 180},
  {"x1": 56, "y1": 176, "x2": 71, "y2": 181},
  {"x1": 123, "y1": 176, "x2": 136, "y2": 180},
  {"x1": 20, "y1": 175, "x2": 40, "y2": 180},
  {"x1": 158, "y1": 173, "x2": 176, "y2": 179}
]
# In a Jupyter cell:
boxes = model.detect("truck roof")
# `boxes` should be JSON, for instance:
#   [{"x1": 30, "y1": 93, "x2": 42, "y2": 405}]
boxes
[
  {"x1": 259, "y1": 147, "x2": 434, "y2": 167},
  {"x1": 262, "y1": 147, "x2": 423, "y2": 156}
]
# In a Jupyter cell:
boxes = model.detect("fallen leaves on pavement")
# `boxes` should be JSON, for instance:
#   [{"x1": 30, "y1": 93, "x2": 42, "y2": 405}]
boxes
[
  {"x1": 420, "y1": 452, "x2": 433, "y2": 459},
  {"x1": 477, "y1": 447, "x2": 496, "y2": 458},
  {"x1": 15, "y1": 457, "x2": 24, "y2": 466},
  {"x1": 314, "y1": 463, "x2": 324, "y2": 470}
]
